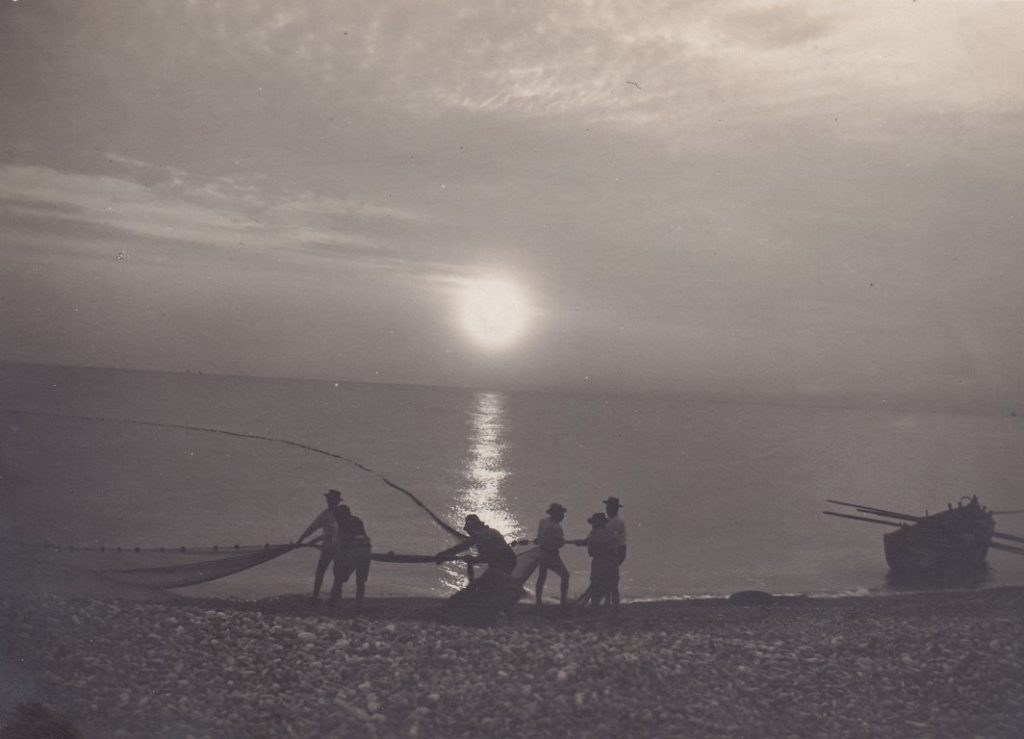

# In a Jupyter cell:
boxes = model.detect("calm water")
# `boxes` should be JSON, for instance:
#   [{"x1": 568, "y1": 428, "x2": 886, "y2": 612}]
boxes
[{"x1": 2, "y1": 363, "x2": 1023, "y2": 600}]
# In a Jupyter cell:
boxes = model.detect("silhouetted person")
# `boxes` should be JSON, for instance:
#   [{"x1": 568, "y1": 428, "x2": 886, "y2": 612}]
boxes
[
  {"x1": 437, "y1": 515, "x2": 522, "y2": 624},
  {"x1": 329, "y1": 504, "x2": 372, "y2": 614},
  {"x1": 582, "y1": 512, "x2": 620, "y2": 613},
  {"x1": 534, "y1": 503, "x2": 570, "y2": 606},
  {"x1": 434, "y1": 514, "x2": 516, "y2": 575},
  {"x1": 603, "y1": 497, "x2": 626, "y2": 562},
  {"x1": 296, "y1": 489, "x2": 343, "y2": 603},
  {"x1": 603, "y1": 496, "x2": 626, "y2": 609}
]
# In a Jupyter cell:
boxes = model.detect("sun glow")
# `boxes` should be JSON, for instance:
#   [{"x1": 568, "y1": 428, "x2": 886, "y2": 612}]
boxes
[{"x1": 458, "y1": 276, "x2": 531, "y2": 351}]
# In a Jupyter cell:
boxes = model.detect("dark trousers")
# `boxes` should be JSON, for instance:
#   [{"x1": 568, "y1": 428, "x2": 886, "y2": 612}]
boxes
[{"x1": 330, "y1": 548, "x2": 371, "y2": 605}]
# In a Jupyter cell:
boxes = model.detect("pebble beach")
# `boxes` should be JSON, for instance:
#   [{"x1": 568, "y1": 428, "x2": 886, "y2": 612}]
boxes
[{"x1": 2, "y1": 587, "x2": 1023, "y2": 739}]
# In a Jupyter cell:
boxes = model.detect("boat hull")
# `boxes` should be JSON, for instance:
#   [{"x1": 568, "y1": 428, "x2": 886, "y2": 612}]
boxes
[{"x1": 882, "y1": 502, "x2": 994, "y2": 578}]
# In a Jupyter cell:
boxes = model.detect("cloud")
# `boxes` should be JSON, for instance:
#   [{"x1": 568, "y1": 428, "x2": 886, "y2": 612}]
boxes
[
  {"x1": 268, "y1": 193, "x2": 426, "y2": 225},
  {"x1": 718, "y1": 3, "x2": 835, "y2": 50},
  {"x1": 0, "y1": 163, "x2": 424, "y2": 270},
  {"x1": 2, "y1": 0, "x2": 1023, "y2": 403}
]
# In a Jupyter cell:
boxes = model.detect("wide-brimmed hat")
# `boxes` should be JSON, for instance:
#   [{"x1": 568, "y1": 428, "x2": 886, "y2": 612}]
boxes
[
  {"x1": 587, "y1": 512, "x2": 608, "y2": 526},
  {"x1": 546, "y1": 503, "x2": 567, "y2": 515},
  {"x1": 324, "y1": 489, "x2": 342, "y2": 501},
  {"x1": 602, "y1": 496, "x2": 623, "y2": 508}
]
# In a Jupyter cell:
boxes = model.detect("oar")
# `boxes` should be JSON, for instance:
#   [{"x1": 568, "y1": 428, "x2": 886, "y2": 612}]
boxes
[
  {"x1": 992, "y1": 531, "x2": 1024, "y2": 545},
  {"x1": 990, "y1": 541, "x2": 1024, "y2": 556},
  {"x1": 826, "y1": 499, "x2": 921, "y2": 522},
  {"x1": 823, "y1": 511, "x2": 901, "y2": 526}
]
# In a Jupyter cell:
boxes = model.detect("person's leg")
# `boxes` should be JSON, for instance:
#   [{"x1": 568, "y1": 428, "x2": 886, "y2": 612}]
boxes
[
  {"x1": 554, "y1": 559, "x2": 570, "y2": 605},
  {"x1": 329, "y1": 556, "x2": 346, "y2": 605},
  {"x1": 311, "y1": 547, "x2": 332, "y2": 601},
  {"x1": 330, "y1": 556, "x2": 354, "y2": 612},
  {"x1": 328, "y1": 576, "x2": 343, "y2": 611},
  {"x1": 354, "y1": 556, "x2": 370, "y2": 610},
  {"x1": 535, "y1": 563, "x2": 549, "y2": 604},
  {"x1": 614, "y1": 549, "x2": 625, "y2": 613}
]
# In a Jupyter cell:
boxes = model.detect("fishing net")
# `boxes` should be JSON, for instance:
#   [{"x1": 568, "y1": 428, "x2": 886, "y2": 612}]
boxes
[
  {"x1": 8, "y1": 540, "x2": 540, "y2": 592},
  {"x1": 510, "y1": 546, "x2": 542, "y2": 584},
  {"x1": 2, "y1": 409, "x2": 540, "y2": 594},
  {"x1": 10, "y1": 542, "x2": 301, "y2": 589}
]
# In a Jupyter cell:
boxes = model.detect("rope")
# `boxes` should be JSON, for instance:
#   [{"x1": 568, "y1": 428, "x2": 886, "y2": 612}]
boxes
[
  {"x1": 5, "y1": 539, "x2": 315, "y2": 554},
  {"x1": 3, "y1": 407, "x2": 466, "y2": 541}
]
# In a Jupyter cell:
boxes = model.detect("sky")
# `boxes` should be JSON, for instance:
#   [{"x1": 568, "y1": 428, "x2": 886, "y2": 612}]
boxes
[{"x1": 1, "y1": 0, "x2": 1022, "y2": 411}]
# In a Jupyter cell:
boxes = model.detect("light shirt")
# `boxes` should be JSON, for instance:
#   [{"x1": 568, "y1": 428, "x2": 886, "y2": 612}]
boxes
[
  {"x1": 302, "y1": 508, "x2": 340, "y2": 546},
  {"x1": 606, "y1": 515, "x2": 626, "y2": 548},
  {"x1": 537, "y1": 517, "x2": 565, "y2": 552}
]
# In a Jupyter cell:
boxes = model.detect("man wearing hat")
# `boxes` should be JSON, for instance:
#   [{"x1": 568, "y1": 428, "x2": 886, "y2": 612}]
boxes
[
  {"x1": 297, "y1": 489, "x2": 344, "y2": 603},
  {"x1": 603, "y1": 496, "x2": 626, "y2": 610},
  {"x1": 434, "y1": 514, "x2": 517, "y2": 575},
  {"x1": 329, "y1": 504, "x2": 372, "y2": 614},
  {"x1": 438, "y1": 515, "x2": 522, "y2": 623},
  {"x1": 603, "y1": 497, "x2": 626, "y2": 564},
  {"x1": 534, "y1": 503, "x2": 570, "y2": 606},
  {"x1": 582, "y1": 512, "x2": 620, "y2": 613}
]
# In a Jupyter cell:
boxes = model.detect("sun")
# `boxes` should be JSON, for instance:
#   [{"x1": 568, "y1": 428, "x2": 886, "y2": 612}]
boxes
[{"x1": 458, "y1": 277, "x2": 531, "y2": 351}]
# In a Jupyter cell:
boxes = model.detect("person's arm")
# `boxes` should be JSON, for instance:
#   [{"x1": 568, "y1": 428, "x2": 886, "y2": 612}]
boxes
[
  {"x1": 434, "y1": 537, "x2": 472, "y2": 563},
  {"x1": 565, "y1": 531, "x2": 584, "y2": 549},
  {"x1": 296, "y1": 511, "x2": 324, "y2": 544}
]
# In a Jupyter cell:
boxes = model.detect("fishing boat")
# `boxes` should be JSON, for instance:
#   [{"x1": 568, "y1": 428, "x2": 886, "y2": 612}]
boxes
[
  {"x1": 824, "y1": 496, "x2": 1024, "y2": 582},
  {"x1": 882, "y1": 497, "x2": 994, "y2": 576}
]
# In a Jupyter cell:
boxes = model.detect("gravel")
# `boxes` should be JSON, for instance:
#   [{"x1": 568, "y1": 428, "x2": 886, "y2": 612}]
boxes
[{"x1": 2, "y1": 589, "x2": 1023, "y2": 738}]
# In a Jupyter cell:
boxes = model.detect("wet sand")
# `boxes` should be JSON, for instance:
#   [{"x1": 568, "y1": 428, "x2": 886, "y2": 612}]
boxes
[{"x1": 2, "y1": 583, "x2": 1023, "y2": 739}]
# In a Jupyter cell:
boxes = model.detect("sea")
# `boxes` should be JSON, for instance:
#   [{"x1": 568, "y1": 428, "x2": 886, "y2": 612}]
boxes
[{"x1": 2, "y1": 362, "x2": 1023, "y2": 601}]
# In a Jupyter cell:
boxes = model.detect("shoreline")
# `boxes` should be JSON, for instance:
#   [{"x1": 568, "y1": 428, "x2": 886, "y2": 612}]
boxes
[
  {"x1": 3, "y1": 585, "x2": 1023, "y2": 738},
  {"x1": 5, "y1": 541, "x2": 1020, "y2": 606}
]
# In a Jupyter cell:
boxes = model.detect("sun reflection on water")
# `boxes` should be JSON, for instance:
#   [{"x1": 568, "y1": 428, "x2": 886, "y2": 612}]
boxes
[{"x1": 441, "y1": 391, "x2": 524, "y2": 590}]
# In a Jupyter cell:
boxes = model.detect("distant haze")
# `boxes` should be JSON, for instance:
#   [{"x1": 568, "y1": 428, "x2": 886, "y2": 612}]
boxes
[{"x1": 2, "y1": 1, "x2": 1022, "y2": 412}]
